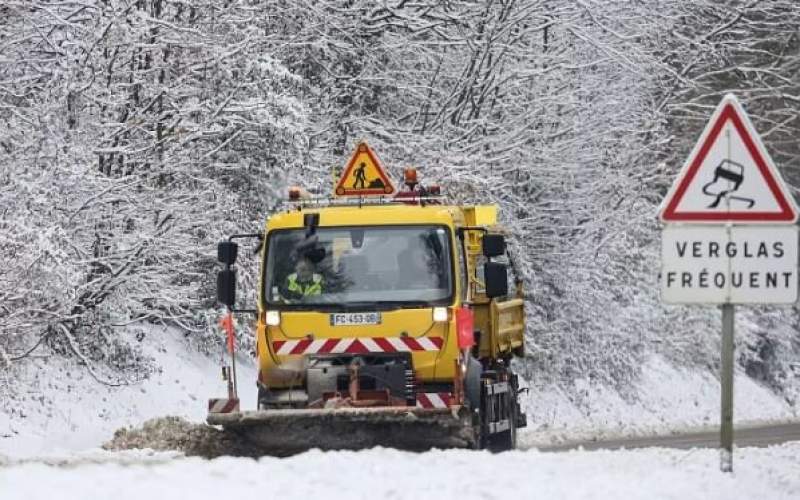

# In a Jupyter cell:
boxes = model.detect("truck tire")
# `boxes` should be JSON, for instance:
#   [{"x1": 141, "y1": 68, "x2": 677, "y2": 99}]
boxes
[
  {"x1": 479, "y1": 366, "x2": 520, "y2": 452},
  {"x1": 486, "y1": 387, "x2": 517, "y2": 452},
  {"x1": 486, "y1": 415, "x2": 516, "y2": 451}
]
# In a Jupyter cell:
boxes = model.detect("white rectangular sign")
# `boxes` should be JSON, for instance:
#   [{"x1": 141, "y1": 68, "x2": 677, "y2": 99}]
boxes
[{"x1": 661, "y1": 225, "x2": 798, "y2": 304}]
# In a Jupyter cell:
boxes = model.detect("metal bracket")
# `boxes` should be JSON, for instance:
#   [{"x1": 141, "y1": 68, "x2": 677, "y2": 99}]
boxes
[
  {"x1": 485, "y1": 381, "x2": 509, "y2": 396},
  {"x1": 488, "y1": 419, "x2": 510, "y2": 434}
]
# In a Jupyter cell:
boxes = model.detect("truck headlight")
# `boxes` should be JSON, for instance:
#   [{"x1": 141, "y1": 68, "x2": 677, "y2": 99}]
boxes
[
  {"x1": 265, "y1": 310, "x2": 281, "y2": 326},
  {"x1": 432, "y1": 307, "x2": 448, "y2": 322}
]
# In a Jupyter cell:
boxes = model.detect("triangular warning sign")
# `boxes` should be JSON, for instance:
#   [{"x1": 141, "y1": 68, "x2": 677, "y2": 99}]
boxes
[
  {"x1": 334, "y1": 142, "x2": 395, "y2": 197},
  {"x1": 659, "y1": 94, "x2": 798, "y2": 223}
]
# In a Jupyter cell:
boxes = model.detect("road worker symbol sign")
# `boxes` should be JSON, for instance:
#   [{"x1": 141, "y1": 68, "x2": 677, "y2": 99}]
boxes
[
  {"x1": 335, "y1": 142, "x2": 395, "y2": 197},
  {"x1": 659, "y1": 94, "x2": 798, "y2": 223}
]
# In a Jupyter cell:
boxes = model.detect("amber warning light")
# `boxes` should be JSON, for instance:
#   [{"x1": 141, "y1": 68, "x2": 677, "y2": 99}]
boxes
[
  {"x1": 288, "y1": 186, "x2": 310, "y2": 201},
  {"x1": 404, "y1": 167, "x2": 418, "y2": 190}
]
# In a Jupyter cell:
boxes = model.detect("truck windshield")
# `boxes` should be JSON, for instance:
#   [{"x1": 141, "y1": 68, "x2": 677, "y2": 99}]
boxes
[{"x1": 264, "y1": 225, "x2": 453, "y2": 309}]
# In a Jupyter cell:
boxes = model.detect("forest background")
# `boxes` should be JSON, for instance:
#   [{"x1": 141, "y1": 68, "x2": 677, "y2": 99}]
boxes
[{"x1": 2, "y1": 0, "x2": 799, "y2": 408}]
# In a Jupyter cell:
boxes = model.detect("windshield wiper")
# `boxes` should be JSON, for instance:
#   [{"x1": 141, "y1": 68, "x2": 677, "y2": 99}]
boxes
[
  {"x1": 337, "y1": 302, "x2": 439, "y2": 311},
  {"x1": 338, "y1": 300, "x2": 441, "y2": 310},
  {"x1": 268, "y1": 300, "x2": 441, "y2": 312},
  {"x1": 269, "y1": 302, "x2": 398, "y2": 312},
  {"x1": 375, "y1": 300, "x2": 438, "y2": 309},
  {"x1": 267, "y1": 303, "x2": 318, "y2": 311},
  {"x1": 336, "y1": 301, "x2": 401, "y2": 311}
]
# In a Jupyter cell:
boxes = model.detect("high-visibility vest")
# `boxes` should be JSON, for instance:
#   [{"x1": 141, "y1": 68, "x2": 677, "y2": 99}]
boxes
[{"x1": 287, "y1": 273, "x2": 323, "y2": 296}]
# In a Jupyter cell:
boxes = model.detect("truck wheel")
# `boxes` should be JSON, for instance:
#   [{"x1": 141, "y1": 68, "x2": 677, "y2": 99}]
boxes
[
  {"x1": 480, "y1": 367, "x2": 520, "y2": 452},
  {"x1": 486, "y1": 394, "x2": 517, "y2": 452}
]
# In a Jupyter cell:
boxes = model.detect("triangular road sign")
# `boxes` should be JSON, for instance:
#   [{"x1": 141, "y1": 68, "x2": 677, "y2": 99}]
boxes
[
  {"x1": 659, "y1": 94, "x2": 797, "y2": 223},
  {"x1": 334, "y1": 142, "x2": 395, "y2": 197}
]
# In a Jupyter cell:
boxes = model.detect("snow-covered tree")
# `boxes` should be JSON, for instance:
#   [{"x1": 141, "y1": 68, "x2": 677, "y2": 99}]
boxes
[{"x1": 2, "y1": 0, "x2": 798, "y2": 405}]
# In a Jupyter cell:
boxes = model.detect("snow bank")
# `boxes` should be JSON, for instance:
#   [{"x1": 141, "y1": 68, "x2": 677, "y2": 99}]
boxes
[
  {"x1": 521, "y1": 355, "x2": 797, "y2": 446},
  {"x1": 0, "y1": 326, "x2": 256, "y2": 457},
  {"x1": 2, "y1": 444, "x2": 799, "y2": 500}
]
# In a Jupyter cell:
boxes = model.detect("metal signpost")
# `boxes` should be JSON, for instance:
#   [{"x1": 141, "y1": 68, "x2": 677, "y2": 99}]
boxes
[{"x1": 658, "y1": 94, "x2": 799, "y2": 472}]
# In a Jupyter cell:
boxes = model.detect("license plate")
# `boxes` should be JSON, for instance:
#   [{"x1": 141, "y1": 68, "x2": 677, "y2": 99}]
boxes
[{"x1": 330, "y1": 312, "x2": 381, "y2": 326}]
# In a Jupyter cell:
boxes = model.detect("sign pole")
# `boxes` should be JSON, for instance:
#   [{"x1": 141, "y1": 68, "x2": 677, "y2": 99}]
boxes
[{"x1": 720, "y1": 303, "x2": 734, "y2": 472}]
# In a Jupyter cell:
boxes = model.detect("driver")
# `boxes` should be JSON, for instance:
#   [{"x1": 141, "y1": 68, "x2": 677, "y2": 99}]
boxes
[{"x1": 284, "y1": 257, "x2": 324, "y2": 299}]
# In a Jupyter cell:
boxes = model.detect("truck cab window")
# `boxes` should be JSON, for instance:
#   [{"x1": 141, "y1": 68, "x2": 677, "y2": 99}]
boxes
[{"x1": 264, "y1": 225, "x2": 454, "y2": 308}]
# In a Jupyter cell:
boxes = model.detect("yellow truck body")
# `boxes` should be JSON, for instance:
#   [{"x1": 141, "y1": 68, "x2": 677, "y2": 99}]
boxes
[{"x1": 255, "y1": 203, "x2": 523, "y2": 389}]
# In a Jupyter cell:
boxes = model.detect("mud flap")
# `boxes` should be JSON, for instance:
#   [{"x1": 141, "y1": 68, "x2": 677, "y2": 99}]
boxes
[{"x1": 464, "y1": 356, "x2": 483, "y2": 410}]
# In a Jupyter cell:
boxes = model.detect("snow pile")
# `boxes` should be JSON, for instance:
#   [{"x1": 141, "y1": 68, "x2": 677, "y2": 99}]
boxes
[
  {"x1": 2, "y1": 445, "x2": 799, "y2": 500},
  {"x1": 103, "y1": 417, "x2": 260, "y2": 459}
]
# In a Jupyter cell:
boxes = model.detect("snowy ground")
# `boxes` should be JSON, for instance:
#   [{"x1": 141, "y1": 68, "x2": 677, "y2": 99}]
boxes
[
  {"x1": 1, "y1": 328, "x2": 799, "y2": 500},
  {"x1": 1, "y1": 326, "x2": 797, "y2": 456},
  {"x1": 2, "y1": 444, "x2": 800, "y2": 500}
]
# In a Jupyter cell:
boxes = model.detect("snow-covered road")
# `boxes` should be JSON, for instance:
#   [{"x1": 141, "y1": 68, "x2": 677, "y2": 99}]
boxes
[{"x1": 2, "y1": 444, "x2": 799, "y2": 500}]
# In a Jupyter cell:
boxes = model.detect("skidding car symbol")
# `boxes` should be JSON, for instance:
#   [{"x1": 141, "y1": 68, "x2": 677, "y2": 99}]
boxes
[{"x1": 701, "y1": 160, "x2": 755, "y2": 209}]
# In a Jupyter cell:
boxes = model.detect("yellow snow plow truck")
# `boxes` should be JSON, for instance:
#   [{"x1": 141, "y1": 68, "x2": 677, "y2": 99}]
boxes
[{"x1": 209, "y1": 143, "x2": 526, "y2": 453}]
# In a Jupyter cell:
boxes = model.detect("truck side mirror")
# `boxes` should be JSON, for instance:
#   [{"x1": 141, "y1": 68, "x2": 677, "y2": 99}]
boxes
[
  {"x1": 217, "y1": 269, "x2": 236, "y2": 307},
  {"x1": 484, "y1": 262, "x2": 508, "y2": 298},
  {"x1": 482, "y1": 234, "x2": 506, "y2": 258},
  {"x1": 218, "y1": 241, "x2": 238, "y2": 265}
]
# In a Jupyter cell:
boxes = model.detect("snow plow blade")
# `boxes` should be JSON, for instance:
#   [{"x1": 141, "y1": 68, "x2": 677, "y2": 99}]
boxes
[{"x1": 207, "y1": 406, "x2": 476, "y2": 455}]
